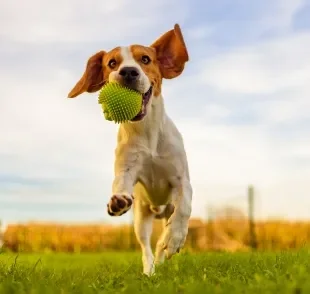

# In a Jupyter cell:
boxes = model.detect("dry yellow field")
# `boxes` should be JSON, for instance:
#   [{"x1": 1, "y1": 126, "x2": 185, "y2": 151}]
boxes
[{"x1": 3, "y1": 218, "x2": 310, "y2": 253}]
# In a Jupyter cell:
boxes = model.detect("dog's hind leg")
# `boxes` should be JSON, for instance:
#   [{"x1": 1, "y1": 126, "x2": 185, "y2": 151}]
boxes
[
  {"x1": 154, "y1": 203, "x2": 175, "y2": 265},
  {"x1": 133, "y1": 199, "x2": 155, "y2": 276}
]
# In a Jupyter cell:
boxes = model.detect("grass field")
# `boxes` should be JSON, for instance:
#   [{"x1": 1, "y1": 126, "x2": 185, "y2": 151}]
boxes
[{"x1": 0, "y1": 250, "x2": 309, "y2": 293}]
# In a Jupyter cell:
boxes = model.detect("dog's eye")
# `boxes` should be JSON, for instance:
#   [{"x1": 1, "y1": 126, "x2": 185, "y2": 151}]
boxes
[
  {"x1": 108, "y1": 59, "x2": 117, "y2": 69},
  {"x1": 141, "y1": 55, "x2": 151, "y2": 65}
]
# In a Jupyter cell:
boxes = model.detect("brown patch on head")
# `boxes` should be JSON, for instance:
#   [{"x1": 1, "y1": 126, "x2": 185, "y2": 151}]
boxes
[
  {"x1": 130, "y1": 45, "x2": 162, "y2": 97},
  {"x1": 101, "y1": 47, "x2": 123, "y2": 83},
  {"x1": 67, "y1": 47, "x2": 123, "y2": 98}
]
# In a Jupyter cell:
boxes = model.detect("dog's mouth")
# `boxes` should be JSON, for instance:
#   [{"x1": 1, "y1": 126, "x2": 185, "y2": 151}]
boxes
[{"x1": 130, "y1": 86, "x2": 153, "y2": 122}]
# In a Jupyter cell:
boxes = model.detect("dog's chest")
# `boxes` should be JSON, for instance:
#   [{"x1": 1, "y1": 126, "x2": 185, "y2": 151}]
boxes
[{"x1": 135, "y1": 152, "x2": 173, "y2": 205}]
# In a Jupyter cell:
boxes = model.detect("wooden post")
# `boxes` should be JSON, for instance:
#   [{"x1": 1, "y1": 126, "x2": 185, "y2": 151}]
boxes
[
  {"x1": 207, "y1": 205, "x2": 214, "y2": 250},
  {"x1": 248, "y1": 185, "x2": 257, "y2": 249}
]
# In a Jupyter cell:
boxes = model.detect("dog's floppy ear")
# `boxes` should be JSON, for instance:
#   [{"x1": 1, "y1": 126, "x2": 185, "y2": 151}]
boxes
[
  {"x1": 68, "y1": 51, "x2": 106, "y2": 98},
  {"x1": 151, "y1": 24, "x2": 189, "y2": 79}
]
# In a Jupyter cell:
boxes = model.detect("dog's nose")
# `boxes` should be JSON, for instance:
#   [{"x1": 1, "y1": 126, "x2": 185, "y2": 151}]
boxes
[{"x1": 119, "y1": 66, "x2": 140, "y2": 83}]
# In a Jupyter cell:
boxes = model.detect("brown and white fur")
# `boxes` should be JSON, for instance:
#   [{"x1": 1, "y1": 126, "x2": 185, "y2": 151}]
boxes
[{"x1": 67, "y1": 24, "x2": 192, "y2": 276}]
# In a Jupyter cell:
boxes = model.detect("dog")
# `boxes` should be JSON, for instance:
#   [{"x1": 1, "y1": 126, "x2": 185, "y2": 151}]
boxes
[{"x1": 67, "y1": 24, "x2": 193, "y2": 276}]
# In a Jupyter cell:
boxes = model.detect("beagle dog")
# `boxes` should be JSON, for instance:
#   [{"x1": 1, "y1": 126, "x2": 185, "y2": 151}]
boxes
[{"x1": 68, "y1": 24, "x2": 192, "y2": 276}]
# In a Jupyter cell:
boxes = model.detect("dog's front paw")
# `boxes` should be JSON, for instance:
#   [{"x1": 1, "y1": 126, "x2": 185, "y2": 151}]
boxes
[
  {"x1": 107, "y1": 194, "x2": 133, "y2": 216},
  {"x1": 161, "y1": 220, "x2": 188, "y2": 259}
]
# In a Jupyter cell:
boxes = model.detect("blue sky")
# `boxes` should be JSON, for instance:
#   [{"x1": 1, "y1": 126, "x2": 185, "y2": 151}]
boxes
[{"x1": 0, "y1": 0, "x2": 310, "y2": 225}]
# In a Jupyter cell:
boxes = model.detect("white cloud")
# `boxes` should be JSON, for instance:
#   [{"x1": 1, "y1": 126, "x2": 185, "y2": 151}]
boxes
[
  {"x1": 200, "y1": 32, "x2": 310, "y2": 95},
  {"x1": 258, "y1": 86, "x2": 310, "y2": 124},
  {"x1": 179, "y1": 120, "x2": 273, "y2": 185},
  {"x1": 204, "y1": 104, "x2": 232, "y2": 122},
  {"x1": 185, "y1": 26, "x2": 214, "y2": 40},
  {"x1": 0, "y1": 0, "x2": 188, "y2": 44},
  {"x1": 260, "y1": 0, "x2": 305, "y2": 29}
]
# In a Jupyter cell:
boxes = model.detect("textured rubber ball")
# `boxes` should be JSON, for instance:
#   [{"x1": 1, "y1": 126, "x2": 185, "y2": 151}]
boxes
[{"x1": 98, "y1": 82, "x2": 142, "y2": 123}]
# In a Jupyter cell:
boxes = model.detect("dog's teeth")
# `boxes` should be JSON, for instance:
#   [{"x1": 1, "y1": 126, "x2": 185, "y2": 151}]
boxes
[{"x1": 141, "y1": 106, "x2": 146, "y2": 115}]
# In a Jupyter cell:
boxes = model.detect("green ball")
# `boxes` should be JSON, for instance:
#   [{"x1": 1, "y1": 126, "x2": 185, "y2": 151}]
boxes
[{"x1": 98, "y1": 82, "x2": 142, "y2": 123}]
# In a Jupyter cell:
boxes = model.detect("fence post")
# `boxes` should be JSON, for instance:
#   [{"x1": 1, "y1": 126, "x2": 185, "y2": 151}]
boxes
[
  {"x1": 207, "y1": 205, "x2": 214, "y2": 251},
  {"x1": 248, "y1": 185, "x2": 258, "y2": 249}
]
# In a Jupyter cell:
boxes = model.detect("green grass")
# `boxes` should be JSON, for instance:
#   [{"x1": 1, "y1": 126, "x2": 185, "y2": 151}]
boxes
[{"x1": 0, "y1": 250, "x2": 309, "y2": 293}]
